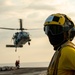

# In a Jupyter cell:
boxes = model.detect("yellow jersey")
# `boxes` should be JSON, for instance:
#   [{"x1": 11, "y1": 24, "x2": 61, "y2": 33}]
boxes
[
  {"x1": 47, "y1": 41, "x2": 75, "y2": 75},
  {"x1": 58, "y1": 41, "x2": 75, "y2": 75}
]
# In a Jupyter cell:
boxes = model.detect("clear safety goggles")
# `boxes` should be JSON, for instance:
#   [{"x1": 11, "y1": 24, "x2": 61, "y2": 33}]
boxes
[{"x1": 44, "y1": 25, "x2": 69, "y2": 35}]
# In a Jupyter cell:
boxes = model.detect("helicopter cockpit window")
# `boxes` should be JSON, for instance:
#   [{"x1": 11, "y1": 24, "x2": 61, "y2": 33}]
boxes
[{"x1": 23, "y1": 32, "x2": 28, "y2": 37}]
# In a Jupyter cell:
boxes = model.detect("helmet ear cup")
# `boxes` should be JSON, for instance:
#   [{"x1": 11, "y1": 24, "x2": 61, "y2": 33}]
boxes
[
  {"x1": 69, "y1": 27, "x2": 75, "y2": 41},
  {"x1": 63, "y1": 15, "x2": 75, "y2": 41},
  {"x1": 44, "y1": 27, "x2": 45, "y2": 31}
]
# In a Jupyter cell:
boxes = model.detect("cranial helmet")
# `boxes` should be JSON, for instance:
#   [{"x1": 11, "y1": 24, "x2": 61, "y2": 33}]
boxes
[{"x1": 44, "y1": 13, "x2": 75, "y2": 49}]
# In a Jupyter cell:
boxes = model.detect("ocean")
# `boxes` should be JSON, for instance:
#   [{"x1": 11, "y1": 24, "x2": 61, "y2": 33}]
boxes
[{"x1": 0, "y1": 62, "x2": 49, "y2": 67}]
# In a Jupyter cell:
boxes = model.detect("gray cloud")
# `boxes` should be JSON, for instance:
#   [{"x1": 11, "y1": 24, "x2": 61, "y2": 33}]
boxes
[
  {"x1": 27, "y1": 3, "x2": 56, "y2": 11},
  {"x1": 0, "y1": 0, "x2": 57, "y2": 20}
]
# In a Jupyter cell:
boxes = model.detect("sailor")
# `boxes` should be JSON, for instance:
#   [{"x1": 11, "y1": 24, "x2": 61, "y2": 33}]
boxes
[
  {"x1": 44, "y1": 13, "x2": 75, "y2": 75},
  {"x1": 15, "y1": 60, "x2": 20, "y2": 69}
]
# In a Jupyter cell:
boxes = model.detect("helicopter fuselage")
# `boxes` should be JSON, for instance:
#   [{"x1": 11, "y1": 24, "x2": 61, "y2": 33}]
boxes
[{"x1": 13, "y1": 31, "x2": 31, "y2": 47}]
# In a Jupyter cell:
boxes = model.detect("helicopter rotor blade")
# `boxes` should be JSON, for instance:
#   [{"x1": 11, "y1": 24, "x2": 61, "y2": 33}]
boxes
[
  {"x1": 0, "y1": 27, "x2": 18, "y2": 30},
  {"x1": 24, "y1": 28, "x2": 42, "y2": 30},
  {"x1": 19, "y1": 19, "x2": 23, "y2": 30},
  {"x1": 19, "y1": 19, "x2": 28, "y2": 30}
]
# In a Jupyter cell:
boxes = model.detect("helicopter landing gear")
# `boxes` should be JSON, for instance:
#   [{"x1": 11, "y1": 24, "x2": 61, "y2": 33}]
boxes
[{"x1": 28, "y1": 42, "x2": 30, "y2": 45}]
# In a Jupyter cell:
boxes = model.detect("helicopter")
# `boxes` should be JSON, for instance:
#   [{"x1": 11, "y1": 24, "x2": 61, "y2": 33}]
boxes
[{"x1": 0, "y1": 19, "x2": 32, "y2": 52}]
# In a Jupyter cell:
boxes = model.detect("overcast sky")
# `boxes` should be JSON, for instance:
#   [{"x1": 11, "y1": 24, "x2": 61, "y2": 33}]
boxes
[{"x1": 0, "y1": 0, "x2": 75, "y2": 64}]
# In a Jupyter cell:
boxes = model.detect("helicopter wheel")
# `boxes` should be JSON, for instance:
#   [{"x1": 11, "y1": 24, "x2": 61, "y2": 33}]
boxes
[{"x1": 28, "y1": 42, "x2": 30, "y2": 45}]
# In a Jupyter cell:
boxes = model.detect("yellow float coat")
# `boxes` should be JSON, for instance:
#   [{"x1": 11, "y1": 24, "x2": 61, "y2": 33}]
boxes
[
  {"x1": 58, "y1": 41, "x2": 75, "y2": 75},
  {"x1": 47, "y1": 41, "x2": 75, "y2": 75}
]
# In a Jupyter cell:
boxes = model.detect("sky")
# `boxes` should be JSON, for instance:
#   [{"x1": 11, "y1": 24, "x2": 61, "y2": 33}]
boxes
[{"x1": 0, "y1": 0, "x2": 75, "y2": 64}]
